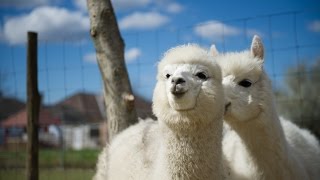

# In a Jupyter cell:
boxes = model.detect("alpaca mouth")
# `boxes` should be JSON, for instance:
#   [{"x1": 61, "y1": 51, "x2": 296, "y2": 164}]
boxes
[
  {"x1": 172, "y1": 104, "x2": 195, "y2": 111},
  {"x1": 168, "y1": 90, "x2": 197, "y2": 111},
  {"x1": 170, "y1": 86, "x2": 187, "y2": 98},
  {"x1": 171, "y1": 91, "x2": 186, "y2": 98}
]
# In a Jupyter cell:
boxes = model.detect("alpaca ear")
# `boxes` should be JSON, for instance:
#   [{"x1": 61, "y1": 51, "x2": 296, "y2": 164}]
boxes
[
  {"x1": 250, "y1": 35, "x2": 264, "y2": 61},
  {"x1": 210, "y1": 44, "x2": 219, "y2": 57}
]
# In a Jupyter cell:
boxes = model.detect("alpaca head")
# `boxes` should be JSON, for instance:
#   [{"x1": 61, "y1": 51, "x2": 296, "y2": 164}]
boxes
[
  {"x1": 215, "y1": 35, "x2": 271, "y2": 123},
  {"x1": 153, "y1": 44, "x2": 224, "y2": 131}
]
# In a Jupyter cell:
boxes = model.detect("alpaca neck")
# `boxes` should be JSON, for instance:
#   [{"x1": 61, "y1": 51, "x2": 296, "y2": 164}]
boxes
[
  {"x1": 229, "y1": 103, "x2": 303, "y2": 179},
  {"x1": 156, "y1": 118, "x2": 223, "y2": 180}
]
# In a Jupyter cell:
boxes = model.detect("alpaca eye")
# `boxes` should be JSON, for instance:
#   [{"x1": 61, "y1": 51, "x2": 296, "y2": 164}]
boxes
[
  {"x1": 165, "y1": 74, "x2": 171, "y2": 79},
  {"x1": 238, "y1": 79, "x2": 252, "y2": 87},
  {"x1": 195, "y1": 72, "x2": 207, "y2": 80}
]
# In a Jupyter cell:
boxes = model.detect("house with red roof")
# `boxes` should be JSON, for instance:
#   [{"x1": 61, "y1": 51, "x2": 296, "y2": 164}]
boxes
[
  {"x1": 54, "y1": 92, "x2": 105, "y2": 150},
  {"x1": 0, "y1": 91, "x2": 154, "y2": 150},
  {"x1": 0, "y1": 107, "x2": 61, "y2": 148},
  {"x1": 1, "y1": 108, "x2": 60, "y2": 128}
]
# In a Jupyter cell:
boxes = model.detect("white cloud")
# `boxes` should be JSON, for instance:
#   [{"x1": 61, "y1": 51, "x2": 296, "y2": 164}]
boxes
[
  {"x1": 125, "y1": 48, "x2": 141, "y2": 62},
  {"x1": 110, "y1": 0, "x2": 182, "y2": 14},
  {"x1": 119, "y1": 11, "x2": 169, "y2": 30},
  {"x1": 154, "y1": 0, "x2": 172, "y2": 6},
  {"x1": 0, "y1": 0, "x2": 51, "y2": 8},
  {"x1": 308, "y1": 20, "x2": 320, "y2": 32},
  {"x1": 84, "y1": 48, "x2": 141, "y2": 64},
  {"x1": 73, "y1": 0, "x2": 88, "y2": 12},
  {"x1": 3, "y1": 6, "x2": 89, "y2": 45},
  {"x1": 111, "y1": 0, "x2": 151, "y2": 10},
  {"x1": 194, "y1": 21, "x2": 239, "y2": 41},
  {"x1": 166, "y1": 3, "x2": 183, "y2": 14},
  {"x1": 83, "y1": 52, "x2": 97, "y2": 63}
]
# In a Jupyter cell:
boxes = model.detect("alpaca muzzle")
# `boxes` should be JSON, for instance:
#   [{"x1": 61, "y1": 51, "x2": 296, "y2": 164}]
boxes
[{"x1": 170, "y1": 77, "x2": 187, "y2": 97}]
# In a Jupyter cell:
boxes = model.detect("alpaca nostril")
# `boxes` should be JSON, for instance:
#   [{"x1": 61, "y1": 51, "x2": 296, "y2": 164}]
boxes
[
  {"x1": 176, "y1": 78, "x2": 186, "y2": 84},
  {"x1": 225, "y1": 102, "x2": 231, "y2": 112},
  {"x1": 172, "y1": 77, "x2": 186, "y2": 85}
]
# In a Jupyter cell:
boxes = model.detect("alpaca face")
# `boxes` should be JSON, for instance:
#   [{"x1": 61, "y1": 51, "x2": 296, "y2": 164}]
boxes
[
  {"x1": 221, "y1": 64, "x2": 263, "y2": 122},
  {"x1": 152, "y1": 44, "x2": 224, "y2": 128},
  {"x1": 163, "y1": 64, "x2": 209, "y2": 110},
  {"x1": 216, "y1": 35, "x2": 266, "y2": 122}
]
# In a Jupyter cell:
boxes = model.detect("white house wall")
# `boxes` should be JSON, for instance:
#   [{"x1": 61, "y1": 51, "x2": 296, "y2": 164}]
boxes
[{"x1": 61, "y1": 124, "x2": 99, "y2": 150}]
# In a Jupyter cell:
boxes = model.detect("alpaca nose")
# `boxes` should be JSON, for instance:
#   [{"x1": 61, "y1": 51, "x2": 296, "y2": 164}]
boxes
[
  {"x1": 170, "y1": 77, "x2": 187, "y2": 96},
  {"x1": 171, "y1": 77, "x2": 186, "y2": 85}
]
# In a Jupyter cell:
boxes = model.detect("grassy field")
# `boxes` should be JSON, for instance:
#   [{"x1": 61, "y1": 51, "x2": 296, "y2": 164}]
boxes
[
  {"x1": 0, "y1": 168, "x2": 95, "y2": 180},
  {"x1": 0, "y1": 149, "x2": 100, "y2": 179},
  {"x1": 0, "y1": 149, "x2": 100, "y2": 168}
]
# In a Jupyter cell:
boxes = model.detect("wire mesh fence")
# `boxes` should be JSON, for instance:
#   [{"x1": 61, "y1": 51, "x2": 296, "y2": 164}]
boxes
[{"x1": 0, "y1": 9, "x2": 319, "y2": 179}]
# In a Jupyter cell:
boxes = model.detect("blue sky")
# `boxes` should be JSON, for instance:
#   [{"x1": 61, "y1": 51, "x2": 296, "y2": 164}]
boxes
[{"x1": 0, "y1": 0, "x2": 320, "y2": 104}]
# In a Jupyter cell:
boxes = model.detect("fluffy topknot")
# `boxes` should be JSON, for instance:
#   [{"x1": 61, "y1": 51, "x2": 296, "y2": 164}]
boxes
[{"x1": 157, "y1": 44, "x2": 221, "y2": 81}]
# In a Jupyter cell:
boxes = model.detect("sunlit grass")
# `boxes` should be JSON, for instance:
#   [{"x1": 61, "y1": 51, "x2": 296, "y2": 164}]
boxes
[
  {"x1": 0, "y1": 168, "x2": 95, "y2": 180},
  {"x1": 0, "y1": 149, "x2": 100, "y2": 168}
]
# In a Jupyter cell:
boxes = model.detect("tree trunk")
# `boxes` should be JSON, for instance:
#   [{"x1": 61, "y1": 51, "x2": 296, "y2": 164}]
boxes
[{"x1": 87, "y1": 0, "x2": 138, "y2": 141}]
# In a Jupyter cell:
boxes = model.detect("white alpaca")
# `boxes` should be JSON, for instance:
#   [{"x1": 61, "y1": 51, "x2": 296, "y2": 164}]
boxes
[
  {"x1": 216, "y1": 35, "x2": 311, "y2": 179},
  {"x1": 280, "y1": 117, "x2": 320, "y2": 179},
  {"x1": 94, "y1": 44, "x2": 225, "y2": 180}
]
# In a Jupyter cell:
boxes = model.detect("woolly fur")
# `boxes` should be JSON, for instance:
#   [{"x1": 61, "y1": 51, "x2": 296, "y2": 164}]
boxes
[
  {"x1": 280, "y1": 117, "x2": 320, "y2": 179},
  {"x1": 94, "y1": 44, "x2": 225, "y2": 180},
  {"x1": 219, "y1": 36, "x2": 311, "y2": 180}
]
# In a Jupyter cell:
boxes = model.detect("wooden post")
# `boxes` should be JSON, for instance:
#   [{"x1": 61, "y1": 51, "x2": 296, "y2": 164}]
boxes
[
  {"x1": 87, "y1": 0, "x2": 138, "y2": 141},
  {"x1": 26, "y1": 32, "x2": 41, "y2": 180}
]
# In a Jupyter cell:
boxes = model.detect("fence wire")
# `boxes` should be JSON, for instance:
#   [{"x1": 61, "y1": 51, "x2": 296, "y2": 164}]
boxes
[{"x1": 0, "y1": 9, "x2": 320, "y2": 180}]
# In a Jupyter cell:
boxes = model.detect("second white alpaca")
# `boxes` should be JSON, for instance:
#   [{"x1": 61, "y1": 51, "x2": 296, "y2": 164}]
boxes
[
  {"x1": 280, "y1": 117, "x2": 320, "y2": 179},
  {"x1": 94, "y1": 44, "x2": 225, "y2": 180},
  {"x1": 216, "y1": 35, "x2": 313, "y2": 179}
]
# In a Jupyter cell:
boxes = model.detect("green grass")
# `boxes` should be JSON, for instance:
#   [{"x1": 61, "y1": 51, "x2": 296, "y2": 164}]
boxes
[
  {"x1": 0, "y1": 169, "x2": 95, "y2": 180},
  {"x1": 0, "y1": 149, "x2": 99, "y2": 179},
  {"x1": 0, "y1": 149, "x2": 100, "y2": 168}
]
